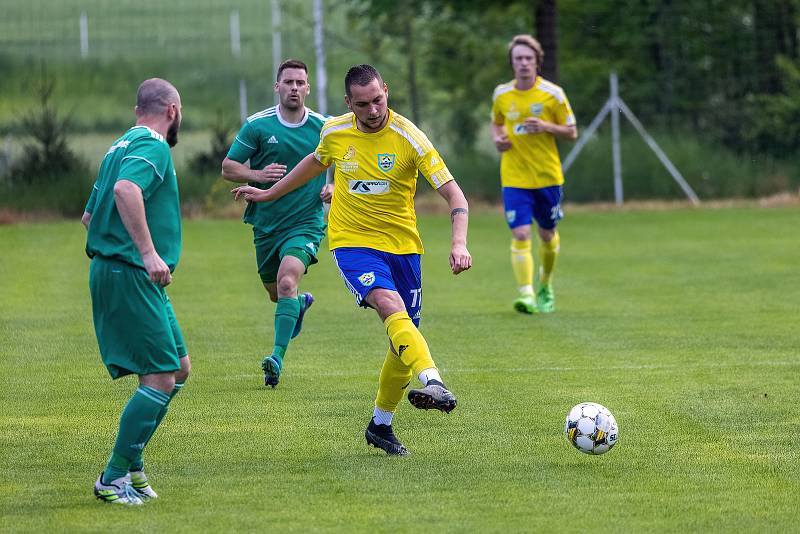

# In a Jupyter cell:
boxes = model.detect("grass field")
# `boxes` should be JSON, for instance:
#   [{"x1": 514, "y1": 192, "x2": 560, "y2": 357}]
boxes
[{"x1": 1, "y1": 207, "x2": 798, "y2": 532}]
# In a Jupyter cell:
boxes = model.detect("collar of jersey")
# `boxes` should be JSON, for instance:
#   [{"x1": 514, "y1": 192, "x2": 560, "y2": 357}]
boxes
[
  {"x1": 128, "y1": 125, "x2": 166, "y2": 143},
  {"x1": 350, "y1": 109, "x2": 393, "y2": 137},
  {"x1": 276, "y1": 106, "x2": 309, "y2": 128},
  {"x1": 513, "y1": 76, "x2": 541, "y2": 93}
]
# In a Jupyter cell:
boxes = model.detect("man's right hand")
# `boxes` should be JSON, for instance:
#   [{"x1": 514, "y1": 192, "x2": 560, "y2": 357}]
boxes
[
  {"x1": 493, "y1": 134, "x2": 512, "y2": 152},
  {"x1": 251, "y1": 163, "x2": 287, "y2": 183},
  {"x1": 142, "y1": 250, "x2": 172, "y2": 287}
]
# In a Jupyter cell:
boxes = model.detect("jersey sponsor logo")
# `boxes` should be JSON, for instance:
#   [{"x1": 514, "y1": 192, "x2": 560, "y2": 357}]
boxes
[
  {"x1": 506, "y1": 103, "x2": 520, "y2": 121},
  {"x1": 530, "y1": 103, "x2": 543, "y2": 116},
  {"x1": 339, "y1": 161, "x2": 359, "y2": 173},
  {"x1": 506, "y1": 209, "x2": 516, "y2": 223},
  {"x1": 105, "y1": 139, "x2": 130, "y2": 155},
  {"x1": 377, "y1": 153, "x2": 396, "y2": 172},
  {"x1": 267, "y1": 135, "x2": 279, "y2": 144},
  {"x1": 512, "y1": 123, "x2": 530, "y2": 135},
  {"x1": 338, "y1": 145, "x2": 359, "y2": 173},
  {"x1": 349, "y1": 180, "x2": 390, "y2": 195},
  {"x1": 358, "y1": 271, "x2": 376, "y2": 286}
]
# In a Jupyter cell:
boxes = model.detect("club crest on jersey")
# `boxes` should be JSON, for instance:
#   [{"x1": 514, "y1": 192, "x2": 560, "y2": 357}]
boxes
[
  {"x1": 358, "y1": 272, "x2": 376, "y2": 286},
  {"x1": 378, "y1": 153, "x2": 396, "y2": 172},
  {"x1": 530, "y1": 103, "x2": 543, "y2": 116}
]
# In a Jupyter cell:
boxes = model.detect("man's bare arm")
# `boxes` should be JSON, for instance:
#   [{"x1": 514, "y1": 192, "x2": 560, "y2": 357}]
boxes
[
  {"x1": 232, "y1": 153, "x2": 328, "y2": 202},
  {"x1": 491, "y1": 122, "x2": 512, "y2": 152},
  {"x1": 114, "y1": 180, "x2": 172, "y2": 286},
  {"x1": 221, "y1": 157, "x2": 287, "y2": 184},
  {"x1": 435, "y1": 180, "x2": 472, "y2": 275},
  {"x1": 524, "y1": 118, "x2": 578, "y2": 140}
]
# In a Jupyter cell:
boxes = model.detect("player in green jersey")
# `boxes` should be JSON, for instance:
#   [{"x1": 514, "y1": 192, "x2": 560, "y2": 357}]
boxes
[
  {"x1": 222, "y1": 59, "x2": 330, "y2": 388},
  {"x1": 81, "y1": 78, "x2": 189, "y2": 505}
]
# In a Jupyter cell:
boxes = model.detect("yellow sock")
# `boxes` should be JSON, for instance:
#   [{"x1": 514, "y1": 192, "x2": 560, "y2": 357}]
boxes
[
  {"x1": 375, "y1": 348, "x2": 413, "y2": 412},
  {"x1": 384, "y1": 311, "x2": 435, "y2": 376},
  {"x1": 538, "y1": 231, "x2": 560, "y2": 285},
  {"x1": 511, "y1": 238, "x2": 534, "y2": 295}
]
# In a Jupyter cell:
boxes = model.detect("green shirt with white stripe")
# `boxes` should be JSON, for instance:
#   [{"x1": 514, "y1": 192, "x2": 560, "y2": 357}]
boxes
[
  {"x1": 85, "y1": 126, "x2": 181, "y2": 271},
  {"x1": 227, "y1": 106, "x2": 327, "y2": 235}
]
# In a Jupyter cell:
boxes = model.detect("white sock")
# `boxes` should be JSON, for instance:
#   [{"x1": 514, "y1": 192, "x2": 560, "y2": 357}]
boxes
[
  {"x1": 418, "y1": 367, "x2": 442, "y2": 386},
  {"x1": 519, "y1": 284, "x2": 534, "y2": 296},
  {"x1": 372, "y1": 407, "x2": 394, "y2": 426}
]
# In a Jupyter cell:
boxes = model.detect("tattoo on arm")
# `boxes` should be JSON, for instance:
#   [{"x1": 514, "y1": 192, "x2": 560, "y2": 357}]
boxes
[{"x1": 450, "y1": 207, "x2": 468, "y2": 222}]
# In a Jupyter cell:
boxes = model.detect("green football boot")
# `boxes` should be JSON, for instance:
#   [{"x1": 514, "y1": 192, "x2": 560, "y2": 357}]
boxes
[
  {"x1": 513, "y1": 293, "x2": 538, "y2": 314},
  {"x1": 262, "y1": 355, "x2": 282, "y2": 388},
  {"x1": 537, "y1": 284, "x2": 555, "y2": 313}
]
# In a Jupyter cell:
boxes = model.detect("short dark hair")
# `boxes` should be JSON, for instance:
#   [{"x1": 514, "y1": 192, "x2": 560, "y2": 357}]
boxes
[
  {"x1": 344, "y1": 64, "x2": 383, "y2": 98},
  {"x1": 277, "y1": 59, "x2": 308, "y2": 82},
  {"x1": 135, "y1": 78, "x2": 179, "y2": 116}
]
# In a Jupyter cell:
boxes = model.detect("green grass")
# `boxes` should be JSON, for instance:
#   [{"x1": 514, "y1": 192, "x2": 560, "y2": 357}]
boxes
[{"x1": 1, "y1": 207, "x2": 798, "y2": 531}]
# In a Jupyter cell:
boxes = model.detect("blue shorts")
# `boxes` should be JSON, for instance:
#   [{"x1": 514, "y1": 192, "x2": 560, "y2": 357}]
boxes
[
  {"x1": 331, "y1": 247, "x2": 423, "y2": 326},
  {"x1": 503, "y1": 185, "x2": 564, "y2": 230}
]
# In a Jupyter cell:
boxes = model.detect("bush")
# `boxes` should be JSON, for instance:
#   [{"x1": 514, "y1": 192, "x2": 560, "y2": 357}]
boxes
[{"x1": 0, "y1": 74, "x2": 91, "y2": 215}]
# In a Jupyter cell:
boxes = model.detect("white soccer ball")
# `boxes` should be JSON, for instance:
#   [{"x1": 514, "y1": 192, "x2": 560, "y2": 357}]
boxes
[{"x1": 565, "y1": 402, "x2": 618, "y2": 455}]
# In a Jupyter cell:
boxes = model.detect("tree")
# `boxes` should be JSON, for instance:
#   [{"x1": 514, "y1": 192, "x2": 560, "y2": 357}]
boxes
[{"x1": 536, "y1": 0, "x2": 559, "y2": 81}]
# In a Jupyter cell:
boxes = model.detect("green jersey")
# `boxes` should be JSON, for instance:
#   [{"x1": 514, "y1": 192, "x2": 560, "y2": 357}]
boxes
[
  {"x1": 85, "y1": 126, "x2": 181, "y2": 271},
  {"x1": 227, "y1": 106, "x2": 327, "y2": 235}
]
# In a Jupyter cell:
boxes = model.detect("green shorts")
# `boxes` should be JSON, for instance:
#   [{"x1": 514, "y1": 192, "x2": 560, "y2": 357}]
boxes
[
  {"x1": 89, "y1": 256, "x2": 186, "y2": 379},
  {"x1": 253, "y1": 227, "x2": 323, "y2": 284}
]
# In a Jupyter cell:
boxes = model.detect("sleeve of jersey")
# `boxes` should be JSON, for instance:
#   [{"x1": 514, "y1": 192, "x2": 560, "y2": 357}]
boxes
[
  {"x1": 84, "y1": 179, "x2": 99, "y2": 214},
  {"x1": 227, "y1": 122, "x2": 258, "y2": 163},
  {"x1": 491, "y1": 96, "x2": 505, "y2": 125},
  {"x1": 419, "y1": 148, "x2": 454, "y2": 190},
  {"x1": 556, "y1": 93, "x2": 577, "y2": 127},
  {"x1": 313, "y1": 129, "x2": 333, "y2": 167},
  {"x1": 118, "y1": 138, "x2": 169, "y2": 200}
]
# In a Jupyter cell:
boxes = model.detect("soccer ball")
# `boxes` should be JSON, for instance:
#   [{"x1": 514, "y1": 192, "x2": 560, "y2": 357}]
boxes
[{"x1": 565, "y1": 402, "x2": 618, "y2": 455}]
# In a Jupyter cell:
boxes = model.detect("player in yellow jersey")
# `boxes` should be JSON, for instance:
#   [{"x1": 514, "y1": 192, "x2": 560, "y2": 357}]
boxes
[
  {"x1": 491, "y1": 34, "x2": 577, "y2": 314},
  {"x1": 231, "y1": 64, "x2": 472, "y2": 456}
]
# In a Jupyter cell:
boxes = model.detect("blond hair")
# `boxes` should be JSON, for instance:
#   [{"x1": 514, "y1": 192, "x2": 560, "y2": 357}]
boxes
[{"x1": 507, "y1": 34, "x2": 544, "y2": 70}]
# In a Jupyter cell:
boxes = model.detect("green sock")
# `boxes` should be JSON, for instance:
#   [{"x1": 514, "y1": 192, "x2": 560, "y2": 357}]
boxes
[
  {"x1": 102, "y1": 386, "x2": 169, "y2": 484},
  {"x1": 129, "y1": 381, "x2": 185, "y2": 473},
  {"x1": 272, "y1": 297, "x2": 300, "y2": 363}
]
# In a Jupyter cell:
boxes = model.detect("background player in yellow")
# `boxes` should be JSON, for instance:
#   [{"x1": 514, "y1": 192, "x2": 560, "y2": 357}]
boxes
[
  {"x1": 491, "y1": 34, "x2": 577, "y2": 314},
  {"x1": 231, "y1": 64, "x2": 472, "y2": 456}
]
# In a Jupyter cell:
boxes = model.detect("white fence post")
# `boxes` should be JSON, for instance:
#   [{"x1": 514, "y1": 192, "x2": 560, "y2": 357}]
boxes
[
  {"x1": 230, "y1": 9, "x2": 241, "y2": 58},
  {"x1": 313, "y1": 0, "x2": 327, "y2": 115},
  {"x1": 79, "y1": 11, "x2": 89, "y2": 59},
  {"x1": 272, "y1": 0, "x2": 282, "y2": 105}
]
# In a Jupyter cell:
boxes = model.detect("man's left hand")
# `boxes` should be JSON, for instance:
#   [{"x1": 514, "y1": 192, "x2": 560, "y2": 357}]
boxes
[{"x1": 450, "y1": 244, "x2": 472, "y2": 275}]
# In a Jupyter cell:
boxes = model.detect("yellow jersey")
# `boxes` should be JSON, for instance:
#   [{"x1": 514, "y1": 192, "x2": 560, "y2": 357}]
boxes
[
  {"x1": 491, "y1": 76, "x2": 575, "y2": 189},
  {"x1": 314, "y1": 109, "x2": 453, "y2": 254}
]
